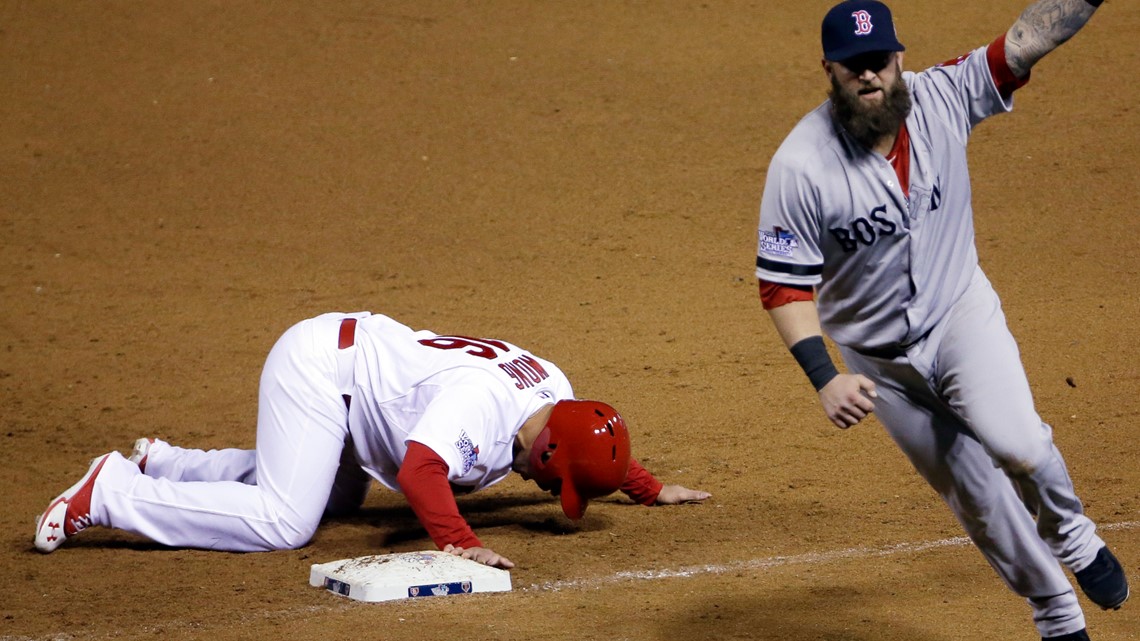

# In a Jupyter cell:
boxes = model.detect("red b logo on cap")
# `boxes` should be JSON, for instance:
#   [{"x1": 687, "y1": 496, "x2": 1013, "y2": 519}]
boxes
[{"x1": 852, "y1": 10, "x2": 873, "y2": 35}]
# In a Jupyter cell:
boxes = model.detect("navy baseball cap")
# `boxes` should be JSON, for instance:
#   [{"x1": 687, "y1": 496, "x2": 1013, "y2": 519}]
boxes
[{"x1": 821, "y1": 0, "x2": 905, "y2": 62}]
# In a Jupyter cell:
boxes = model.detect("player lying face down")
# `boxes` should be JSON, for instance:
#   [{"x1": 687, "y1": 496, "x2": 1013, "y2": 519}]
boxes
[{"x1": 34, "y1": 312, "x2": 710, "y2": 570}]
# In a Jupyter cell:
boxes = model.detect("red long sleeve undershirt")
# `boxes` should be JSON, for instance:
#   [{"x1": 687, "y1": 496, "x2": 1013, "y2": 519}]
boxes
[
  {"x1": 759, "y1": 34, "x2": 1028, "y2": 311},
  {"x1": 398, "y1": 441, "x2": 483, "y2": 549},
  {"x1": 398, "y1": 441, "x2": 666, "y2": 550},
  {"x1": 621, "y1": 459, "x2": 665, "y2": 506},
  {"x1": 985, "y1": 33, "x2": 1029, "y2": 99}
]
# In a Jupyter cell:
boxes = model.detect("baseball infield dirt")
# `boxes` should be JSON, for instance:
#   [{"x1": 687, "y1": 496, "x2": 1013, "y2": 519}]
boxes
[{"x1": 3, "y1": 1, "x2": 1137, "y2": 640}]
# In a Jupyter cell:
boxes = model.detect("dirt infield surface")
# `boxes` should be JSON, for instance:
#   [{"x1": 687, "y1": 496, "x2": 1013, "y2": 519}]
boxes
[{"x1": 2, "y1": 1, "x2": 1137, "y2": 640}]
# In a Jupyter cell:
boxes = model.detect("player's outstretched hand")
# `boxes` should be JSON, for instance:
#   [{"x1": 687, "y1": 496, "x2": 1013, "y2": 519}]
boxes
[
  {"x1": 655, "y1": 484, "x2": 712, "y2": 505},
  {"x1": 819, "y1": 373, "x2": 878, "y2": 429},
  {"x1": 443, "y1": 543, "x2": 515, "y2": 569}
]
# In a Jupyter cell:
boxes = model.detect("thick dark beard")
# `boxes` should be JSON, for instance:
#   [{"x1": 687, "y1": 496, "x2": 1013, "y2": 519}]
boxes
[{"x1": 829, "y1": 73, "x2": 912, "y2": 150}]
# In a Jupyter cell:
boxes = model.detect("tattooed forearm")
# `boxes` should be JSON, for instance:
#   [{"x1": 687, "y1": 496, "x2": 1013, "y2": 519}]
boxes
[{"x1": 1005, "y1": 0, "x2": 1098, "y2": 77}]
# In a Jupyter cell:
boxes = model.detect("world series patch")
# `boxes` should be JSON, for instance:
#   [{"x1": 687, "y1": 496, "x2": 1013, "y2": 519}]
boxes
[
  {"x1": 759, "y1": 227, "x2": 799, "y2": 257},
  {"x1": 455, "y1": 431, "x2": 479, "y2": 475}
]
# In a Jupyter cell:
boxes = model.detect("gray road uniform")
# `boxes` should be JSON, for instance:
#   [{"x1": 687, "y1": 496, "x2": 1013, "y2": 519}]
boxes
[{"x1": 755, "y1": 45, "x2": 1104, "y2": 636}]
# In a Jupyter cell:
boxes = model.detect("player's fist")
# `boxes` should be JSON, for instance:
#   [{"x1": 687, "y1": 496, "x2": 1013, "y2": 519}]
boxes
[
  {"x1": 442, "y1": 544, "x2": 515, "y2": 569},
  {"x1": 655, "y1": 484, "x2": 712, "y2": 505},
  {"x1": 818, "y1": 373, "x2": 878, "y2": 429}
]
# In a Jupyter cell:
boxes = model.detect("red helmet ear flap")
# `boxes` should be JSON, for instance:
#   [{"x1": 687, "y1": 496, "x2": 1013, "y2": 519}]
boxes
[
  {"x1": 528, "y1": 423, "x2": 557, "y2": 483},
  {"x1": 558, "y1": 472, "x2": 587, "y2": 521},
  {"x1": 527, "y1": 400, "x2": 632, "y2": 520}
]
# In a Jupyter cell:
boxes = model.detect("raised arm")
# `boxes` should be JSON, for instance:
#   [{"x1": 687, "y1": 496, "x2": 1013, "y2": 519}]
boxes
[{"x1": 1005, "y1": 0, "x2": 1101, "y2": 78}]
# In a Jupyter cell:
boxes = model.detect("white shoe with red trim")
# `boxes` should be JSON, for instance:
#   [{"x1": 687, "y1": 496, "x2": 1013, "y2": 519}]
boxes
[{"x1": 34, "y1": 453, "x2": 110, "y2": 553}]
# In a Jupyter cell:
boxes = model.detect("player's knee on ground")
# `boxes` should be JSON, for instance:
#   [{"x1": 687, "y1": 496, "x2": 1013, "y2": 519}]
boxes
[
  {"x1": 255, "y1": 498, "x2": 324, "y2": 550},
  {"x1": 263, "y1": 518, "x2": 320, "y2": 550}
]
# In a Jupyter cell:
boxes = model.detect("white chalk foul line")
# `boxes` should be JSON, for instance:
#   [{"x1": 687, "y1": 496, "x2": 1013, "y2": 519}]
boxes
[{"x1": 523, "y1": 520, "x2": 1140, "y2": 593}]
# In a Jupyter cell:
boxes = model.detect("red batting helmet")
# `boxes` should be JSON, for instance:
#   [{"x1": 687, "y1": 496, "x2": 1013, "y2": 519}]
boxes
[{"x1": 528, "y1": 400, "x2": 632, "y2": 520}]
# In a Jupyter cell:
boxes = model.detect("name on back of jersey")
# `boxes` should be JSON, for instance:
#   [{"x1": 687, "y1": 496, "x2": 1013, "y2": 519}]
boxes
[
  {"x1": 499, "y1": 355, "x2": 550, "y2": 390},
  {"x1": 417, "y1": 335, "x2": 551, "y2": 390}
]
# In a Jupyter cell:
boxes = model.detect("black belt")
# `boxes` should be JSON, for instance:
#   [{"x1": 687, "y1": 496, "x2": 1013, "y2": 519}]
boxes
[
  {"x1": 852, "y1": 344, "x2": 906, "y2": 359},
  {"x1": 339, "y1": 318, "x2": 357, "y2": 409},
  {"x1": 852, "y1": 330, "x2": 933, "y2": 360}
]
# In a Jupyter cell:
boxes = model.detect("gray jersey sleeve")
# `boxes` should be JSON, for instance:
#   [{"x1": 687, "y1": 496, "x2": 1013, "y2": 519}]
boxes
[
  {"x1": 754, "y1": 110, "x2": 830, "y2": 287},
  {"x1": 911, "y1": 45, "x2": 1014, "y2": 144}
]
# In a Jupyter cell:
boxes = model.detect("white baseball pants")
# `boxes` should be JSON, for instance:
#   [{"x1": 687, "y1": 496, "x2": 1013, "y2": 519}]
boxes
[{"x1": 90, "y1": 313, "x2": 369, "y2": 551}]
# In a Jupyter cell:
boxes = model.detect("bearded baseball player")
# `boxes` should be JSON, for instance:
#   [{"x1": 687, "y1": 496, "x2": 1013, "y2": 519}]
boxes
[
  {"x1": 755, "y1": 1, "x2": 1126, "y2": 639},
  {"x1": 34, "y1": 312, "x2": 711, "y2": 568}
]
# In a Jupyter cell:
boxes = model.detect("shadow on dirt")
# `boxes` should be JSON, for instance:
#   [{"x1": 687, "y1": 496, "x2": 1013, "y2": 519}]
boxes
[
  {"x1": 661, "y1": 582, "x2": 954, "y2": 641},
  {"x1": 354, "y1": 492, "x2": 630, "y2": 547}
]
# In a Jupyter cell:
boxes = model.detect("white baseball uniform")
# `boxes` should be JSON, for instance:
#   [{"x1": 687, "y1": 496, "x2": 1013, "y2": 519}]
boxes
[
  {"x1": 88, "y1": 312, "x2": 573, "y2": 551},
  {"x1": 755, "y1": 45, "x2": 1104, "y2": 637}
]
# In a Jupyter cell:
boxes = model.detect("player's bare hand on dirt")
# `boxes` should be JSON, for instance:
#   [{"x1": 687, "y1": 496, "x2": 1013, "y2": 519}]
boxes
[
  {"x1": 655, "y1": 484, "x2": 712, "y2": 505},
  {"x1": 819, "y1": 373, "x2": 877, "y2": 429},
  {"x1": 443, "y1": 544, "x2": 515, "y2": 569}
]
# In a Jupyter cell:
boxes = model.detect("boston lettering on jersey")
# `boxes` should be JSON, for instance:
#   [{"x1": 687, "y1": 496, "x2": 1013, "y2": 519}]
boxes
[
  {"x1": 829, "y1": 203, "x2": 897, "y2": 252},
  {"x1": 825, "y1": 163, "x2": 942, "y2": 254}
]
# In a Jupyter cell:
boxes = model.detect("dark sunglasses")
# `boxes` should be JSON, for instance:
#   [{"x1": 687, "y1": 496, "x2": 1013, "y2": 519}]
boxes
[{"x1": 840, "y1": 51, "x2": 896, "y2": 74}]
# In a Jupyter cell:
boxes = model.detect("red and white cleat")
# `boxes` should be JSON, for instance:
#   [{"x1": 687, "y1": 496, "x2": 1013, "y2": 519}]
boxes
[{"x1": 34, "y1": 453, "x2": 110, "y2": 553}]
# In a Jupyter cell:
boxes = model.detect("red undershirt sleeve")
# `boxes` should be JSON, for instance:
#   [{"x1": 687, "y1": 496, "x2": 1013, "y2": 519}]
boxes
[
  {"x1": 986, "y1": 33, "x2": 1029, "y2": 99},
  {"x1": 620, "y1": 458, "x2": 665, "y2": 506},
  {"x1": 759, "y1": 279, "x2": 815, "y2": 310},
  {"x1": 398, "y1": 441, "x2": 483, "y2": 550}
]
